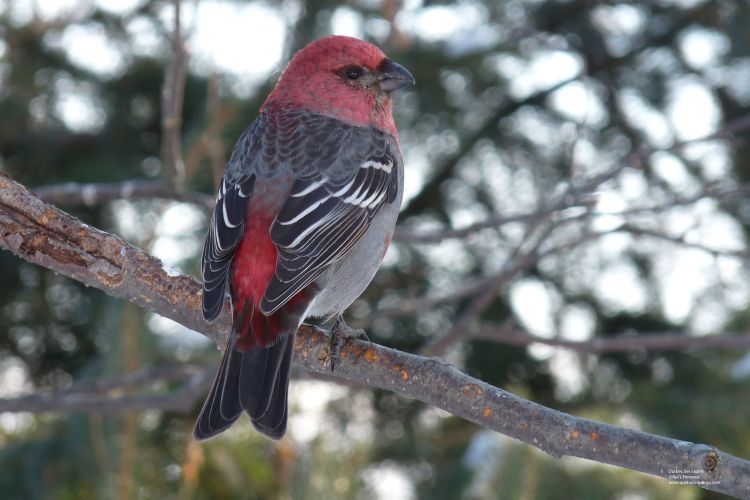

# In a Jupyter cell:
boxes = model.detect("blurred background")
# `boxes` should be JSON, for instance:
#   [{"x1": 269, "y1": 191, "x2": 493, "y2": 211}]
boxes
[{"x1": 1, "y1": 0, "x2": 750, "y2": 498}]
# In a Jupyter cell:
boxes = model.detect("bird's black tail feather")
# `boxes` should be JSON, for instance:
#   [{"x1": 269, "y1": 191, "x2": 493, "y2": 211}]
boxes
[
  {"x1": 193, "y1": 333, "x2": 294, "y2": 440},
  {"x1": 243, "y1": 334, "x2": 293, "y2": 439}
]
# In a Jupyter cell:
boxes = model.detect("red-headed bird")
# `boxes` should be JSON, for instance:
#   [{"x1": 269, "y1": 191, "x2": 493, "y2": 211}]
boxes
[{"x1": 195, "y1": 36, "x2": 414, "y2": 440}]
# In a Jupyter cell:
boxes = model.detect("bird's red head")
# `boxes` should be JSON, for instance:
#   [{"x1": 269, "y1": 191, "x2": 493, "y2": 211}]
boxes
[{"x1": 262, "y1": 36, "x2": 414, "y2": 135}]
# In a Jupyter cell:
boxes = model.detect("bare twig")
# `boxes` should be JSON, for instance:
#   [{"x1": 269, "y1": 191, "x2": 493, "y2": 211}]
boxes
[
  {"x1": 2, "y1": 172, "x2": 750, "y2": 497},
  {"x1": 161, "y1": 0, "x2": 188, "y2": 191},
  {"x1": 32, "y1": 179, "x2": 213, "y2": 209},
  {"x1": 365, "y1": 228, "x2": 601, "y2": 326},
  {"x1": 397, "y1": 111, "x2": 750, "y2": 245},
  {"x1": 421, "y1": 160, "x2": 628, "y2": 355},
  {"x1": 0, "y1": 364, "x2": 353, "y2": 414},
  {"x1": 597, "y1": 181, "x2": 750, "y2": 218},
  {"x1": 419, "y1": 222, "x2": 553, "y2": 355},
  {"x1": 373, "y1": 182, "x2": 750, "y2": 346},
  {"x1": 394, "y1": 181, "x2": 750, "y2": 244},
  {"x1": 0, "y1": 368, "x2": 212, "y2": 414},
  {"x1": 615, "y1": 223, "x2": 750, "y2": 260},
  {"x1": 400, "y1": 129, "x2": 750, "y2": 353},
  {"x1": 359, "y1": 273, "x2": 505, "y2": 325},
  {"x1": 184, "y1": 72, "x2": 235, "y2": 188},
  {"x1": 393, "y1": 208, "x2": 569, "y2": 244},
  {"x1": 473, "y1": 324, "x2": 750, "y2": 353},
  {"x1": 657, "y1": 112, "x2": 750, "y2": 154},
  {"x1": 67, "y1": 365, "x2": 203, "y2": 394},
  {"x1": 400, "y1": 2, "x2": 716, "y2": 220},
  {"x1": 401, "y1": 73, "x2": 580, "y2": 218}
]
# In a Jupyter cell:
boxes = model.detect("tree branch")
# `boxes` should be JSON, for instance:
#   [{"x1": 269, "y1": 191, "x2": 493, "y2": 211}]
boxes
[
  {"x1": 420, "y1": 161, "x2": 627, "y2": 355},
  {"x1": 292, "y1": 327, "x2": 750, "y2": 498},
  {"x1": 184, "y1": 72, "x2": 235, "y2": 188},
  {"x1": 473, "y1": 324, "x2": 750, "y2": 353},
  {"x1": 395, "y1": 173, "x2": 750, "y2": 245},
  {"x1": 359, "y1": 273, "x2": 504, "y2": 324},
  {"x1": 63, "y1": 364, "x2": 203, "y2": 394},
  {"x1": 161, "y1": 0, "x2": 188, "y2": 191},
  {"x1": 31, "y1": 179, "x2": 213, "y2": 209},
  {"x1": 615, "y1": 223, "x2": 750, "y2": 260},
  {"x1": 1, "y1": 172, "x2": 749, "y2": 497},
  {"x1": 0, "y1": 365, "x2": 367, "y2": 414},
  {"x1": 0, "y1": 368, "x2": 212, "y2": 414},
  {"x1": 419, "y1": 219, "x2": 555, "y2": 355},
  {"x1": 0, "y1": 173, "x2": 223, "y2": 345}
]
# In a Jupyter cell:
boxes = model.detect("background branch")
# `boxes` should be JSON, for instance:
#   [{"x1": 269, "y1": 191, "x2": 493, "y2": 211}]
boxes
[
  {"x1": 0, "y1": 368, "x2": 211, "y2": 414},
  {"x1": 395, "y1": 163, "x2": 750, "y2": 246},
  {"x1": 2, "y1": 173, "x2": 750, "y2": 497},
  {"x1": 160, "y1": 0, "x2": 188, "y2": 192},
  {"x1": 31, "y1": 179, "x2": 213, "y2": 208},
  {"x1": 473, "y1": 324, "x2": 750, "y2": 353}
]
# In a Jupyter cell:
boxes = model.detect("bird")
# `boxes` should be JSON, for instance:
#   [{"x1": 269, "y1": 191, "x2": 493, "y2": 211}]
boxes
[{"x1": 194, "y1": 35, "x2": 414, "y2": 440}]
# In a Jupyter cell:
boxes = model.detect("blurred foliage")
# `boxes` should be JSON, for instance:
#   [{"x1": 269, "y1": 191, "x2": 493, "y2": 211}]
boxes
[{"x1": 2, "y1": 0, "x2": 750, "y2": 499}]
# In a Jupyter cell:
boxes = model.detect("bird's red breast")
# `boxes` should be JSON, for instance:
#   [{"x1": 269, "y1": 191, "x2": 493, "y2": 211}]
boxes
[
  {"x1": 231, "y1": 211, "x2": 276, "y2": 350},
  {"x1": 230, "y1": 184, "x2": 310, "y2": 351}
]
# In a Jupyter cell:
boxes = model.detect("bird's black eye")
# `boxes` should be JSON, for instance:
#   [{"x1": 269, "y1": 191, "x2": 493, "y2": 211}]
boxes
[{"x1": 345, "y1": 66, "x2": 363, "y2": 80}]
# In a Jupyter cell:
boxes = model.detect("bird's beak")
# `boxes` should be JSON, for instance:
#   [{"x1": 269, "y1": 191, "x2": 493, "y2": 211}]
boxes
[{"x1": 377, "y1": 59, "x2": 415, "y2": 93}]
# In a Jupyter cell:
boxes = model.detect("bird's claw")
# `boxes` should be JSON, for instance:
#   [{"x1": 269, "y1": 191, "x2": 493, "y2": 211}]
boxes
[{"x1": 329, "y1": 315, "x2": 368, "y2": 372}]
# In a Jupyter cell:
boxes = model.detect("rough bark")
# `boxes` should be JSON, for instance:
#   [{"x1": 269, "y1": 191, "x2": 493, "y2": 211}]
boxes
[{"x1": 1, "y1": 172, "x2": 749, "y2": 498}]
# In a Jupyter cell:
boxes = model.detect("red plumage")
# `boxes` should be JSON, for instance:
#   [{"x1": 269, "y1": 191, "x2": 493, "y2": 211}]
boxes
[
  {"x1": 195, "y1": 36, "x2": 414, "y2": 440},
  {"x1": 262, "y1": 37, "x2": 397, "y2": 134},
  {"x1": 231, "y1": 210, "x2": 276, "y2": 351}
]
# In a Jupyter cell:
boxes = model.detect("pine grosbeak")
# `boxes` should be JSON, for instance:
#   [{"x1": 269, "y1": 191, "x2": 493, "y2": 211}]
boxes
[{"x1": 195, "y1": 36, "x2": 414, "y2": 440}]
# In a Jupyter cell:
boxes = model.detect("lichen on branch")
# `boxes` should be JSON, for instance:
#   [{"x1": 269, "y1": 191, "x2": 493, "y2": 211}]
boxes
[{"x1": 1, "y1": 172, "x2": 749, "y2": 498}]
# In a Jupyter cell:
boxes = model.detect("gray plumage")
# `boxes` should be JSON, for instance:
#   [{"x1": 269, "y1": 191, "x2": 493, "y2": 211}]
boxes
[{"x1": 195, "y1": 108, "x2": 404, "y2": 440}]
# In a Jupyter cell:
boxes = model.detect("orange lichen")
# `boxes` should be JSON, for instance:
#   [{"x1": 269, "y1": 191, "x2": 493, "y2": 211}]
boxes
[
  {"x1": 571, "y1": 430, "x2": 580, "y2": 439},
  {"x1": 364, "y1": 348, "x2": 378, "y2": 363},
  {"x1": 401, "y1": 370, "x2": 409, "y2": 381},
  {"x1": 294, "y1": 334, "x2": 306, "y2": 350},
  {"x1": 461, "y1": 384, "x2": 483, "y2": 397},
  {"x1": 483, "y1": 407, "x2": 493, "y2": 418},
  {"x1": 80, "y1": 237, "x2": 99, "y2": 253},
  {"x1": 38, "y1": 208, "x2": 56, "y2": 225},
  {"x1": 95, "y1": 270, "x2": 123, "y2": 288},
  {"x1": 590, "y1": 432, "x2": 599, "y2": 441}
]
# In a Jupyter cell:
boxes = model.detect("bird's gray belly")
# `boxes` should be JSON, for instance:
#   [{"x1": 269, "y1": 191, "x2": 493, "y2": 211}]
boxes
[{"x1": 306, "y1": 201, "x2": 400, "y2": 318}]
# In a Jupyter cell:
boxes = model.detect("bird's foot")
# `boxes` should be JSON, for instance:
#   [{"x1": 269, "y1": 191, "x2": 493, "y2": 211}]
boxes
[{"x1": 329, "y1": 315, "x2": 368, "y2": 373}]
